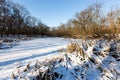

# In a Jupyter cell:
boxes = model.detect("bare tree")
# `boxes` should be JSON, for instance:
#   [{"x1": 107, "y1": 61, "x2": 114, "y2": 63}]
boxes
[{"x1": 0, "y1": 0, "x2": 5, "y2": 37}]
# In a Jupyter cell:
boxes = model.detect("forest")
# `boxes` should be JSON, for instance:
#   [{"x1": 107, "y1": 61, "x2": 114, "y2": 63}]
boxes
[
  {"x1": 0, "y1": 0, "x2": 49, "y2": 37},
  {"x1": 0, "y1": 0, "x2": 120, "y2": 39}
]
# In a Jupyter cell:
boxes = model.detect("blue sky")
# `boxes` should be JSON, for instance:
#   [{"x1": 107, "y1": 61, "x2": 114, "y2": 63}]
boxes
[{"x1": 13, "y1": 0, "x2": 120, "y2": 27}]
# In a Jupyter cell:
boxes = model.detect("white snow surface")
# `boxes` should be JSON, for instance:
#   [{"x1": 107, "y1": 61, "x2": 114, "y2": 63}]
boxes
[
  {"x1": 0, "y1": 37, "x2": 70, "y2": 79},
  {"x1": 0, "y1": 38, "x2": 120, "y2": 80}
]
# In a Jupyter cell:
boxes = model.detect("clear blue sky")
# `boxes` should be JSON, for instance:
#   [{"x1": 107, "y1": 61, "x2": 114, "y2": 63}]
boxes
[{"x1": 13, "y1": 0, "x2": 120, "y2": 27}]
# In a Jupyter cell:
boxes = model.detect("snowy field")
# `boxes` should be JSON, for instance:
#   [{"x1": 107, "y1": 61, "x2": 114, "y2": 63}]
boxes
[
  {"x1": 0, "y1": 38, "x2": 120, "y2": 80},
  {"x1": 0, "y1": 37, "x2": 70, "y2": 80}
]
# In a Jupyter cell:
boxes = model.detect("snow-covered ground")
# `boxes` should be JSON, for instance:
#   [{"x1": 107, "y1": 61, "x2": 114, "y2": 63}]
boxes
[
  {"x1": 0, "y1": 38, "x2": 120, "y2": 80},
  {"x1": 0, "y1": 37, "x2": 70, "y2": 80}
]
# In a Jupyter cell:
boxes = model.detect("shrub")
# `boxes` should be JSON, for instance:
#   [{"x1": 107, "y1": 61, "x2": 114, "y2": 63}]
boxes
[
  {"x1": 3, "y1": 38, "x2": 13, "y2": 43},
  {"x1": 66, "y1": 43, "x2": 77, "y2": 53}
]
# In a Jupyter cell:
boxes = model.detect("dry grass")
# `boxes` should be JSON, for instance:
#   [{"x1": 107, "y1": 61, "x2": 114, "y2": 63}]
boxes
[
  {"x1": 24, "y1": 64, "x2": 30, "y2": 72},
  {"x1": 11, "y1": 72, "x2": 15, "y2": 79},
  {"x1": 66, "y1": 43, "x2": 77, "y2": 53},
  {"x1": 66, "y1": 42, "x2": 87, "y2": 60},
  {"x1": 3, "y1": 38, "x2": 13, "y2": 43}
]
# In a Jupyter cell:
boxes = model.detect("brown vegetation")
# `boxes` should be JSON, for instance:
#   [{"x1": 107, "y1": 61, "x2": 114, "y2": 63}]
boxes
[
  {"x1": 51, "y1": 3, "x2": 120, "y2": 39},
  {"x1": 1, "y1": 1, "x2": 120, "y2": 39}
]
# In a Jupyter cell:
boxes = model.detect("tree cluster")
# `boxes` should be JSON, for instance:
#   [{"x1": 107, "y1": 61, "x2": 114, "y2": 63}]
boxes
[
  {"x1": 1, "y1": 1, "x2": 120, "y2": 38},
  {"x1": 52, "y1": 3, "x2": 120, "y2": 39},
  {"x1": 0, "y1": 0, "x2": 50, "y2": 37}
]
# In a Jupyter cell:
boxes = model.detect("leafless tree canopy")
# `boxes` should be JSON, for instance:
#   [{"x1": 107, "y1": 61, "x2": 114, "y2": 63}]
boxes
[
  {"x1": 0, "y1": 0, "x2": 49, "y2": 37},
  {"x1": 0, "y1": 1, "x2": 120, "y2": 38},
  {"x1": 51, "y1": 3, "x2": 120, "y2": 39}
]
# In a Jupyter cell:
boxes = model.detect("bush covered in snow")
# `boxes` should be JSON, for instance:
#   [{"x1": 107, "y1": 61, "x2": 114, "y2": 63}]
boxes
[
  {"x1": 0, "y1": 37, "x2": 32, "y2": 49},
  {"x1": 8, "y1": 39, "x2": 120, "y2": 80}
]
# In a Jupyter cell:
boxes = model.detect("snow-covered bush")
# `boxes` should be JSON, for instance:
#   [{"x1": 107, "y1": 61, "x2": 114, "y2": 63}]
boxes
[
  {"x1": 3, "y1": 38, "x2": 13, "y2": 43},
  {"x1": 6, "y1": 39, "x2": 120, "y2": 80},
  {"x1": 66, "y1": 43, "x2": 77, "y2": 53}
]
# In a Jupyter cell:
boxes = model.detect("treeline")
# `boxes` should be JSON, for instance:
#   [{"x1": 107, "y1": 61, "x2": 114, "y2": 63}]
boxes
[
  {"x1": 0, "y1": 0, "x2": 50, "y2": 37},
  {"x1": 1, "y1": 0, "x2": 120, "y2": 38},
  {"x1": 52, "y1": 3, "x2": 120, "y2": 38}
]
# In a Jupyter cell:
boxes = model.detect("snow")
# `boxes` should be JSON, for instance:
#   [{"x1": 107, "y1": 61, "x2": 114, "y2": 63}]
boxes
[
  {"x1": 0, "y1": 38, "x2": 120, "y2": 80},
  {"x1": 0, "y1": 37, "x2": 70, "y2": 79},
  {"x1": 0, "y1": 38, "x2": 69, "y2": 64}
]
